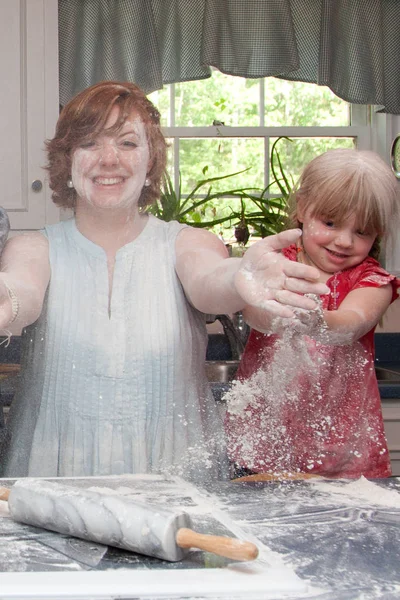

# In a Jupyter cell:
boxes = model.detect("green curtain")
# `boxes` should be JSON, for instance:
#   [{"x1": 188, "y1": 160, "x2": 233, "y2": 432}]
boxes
[{"x1": 59, "y1": 0, "x2": 400, "y2": 114}]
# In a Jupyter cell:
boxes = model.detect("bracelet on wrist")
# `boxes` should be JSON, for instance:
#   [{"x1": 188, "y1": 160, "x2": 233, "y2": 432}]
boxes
[{"x1": 4, "y1": 282, "x2": 19, "y2": 323}]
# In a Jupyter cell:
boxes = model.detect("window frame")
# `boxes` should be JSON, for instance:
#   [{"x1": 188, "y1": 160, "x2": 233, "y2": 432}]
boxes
[{"x1": 160, "y1": 81, "x2": 372, "y2": 197}]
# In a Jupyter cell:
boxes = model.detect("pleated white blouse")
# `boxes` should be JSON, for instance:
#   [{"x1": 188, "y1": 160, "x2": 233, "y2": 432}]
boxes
[{"x1": 2, "y1": 216, "x2": 227, "y2": 482}]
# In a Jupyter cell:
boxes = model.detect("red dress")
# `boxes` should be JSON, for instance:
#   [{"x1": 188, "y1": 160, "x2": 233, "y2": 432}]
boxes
[{"x1": 225, "y1": 245, "x2": 400, "y2": 479}]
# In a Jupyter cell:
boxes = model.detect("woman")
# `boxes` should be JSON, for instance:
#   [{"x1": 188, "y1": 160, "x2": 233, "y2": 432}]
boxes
[{"x1": 0, "y1": 81, "x2": 327, "y2": 481}]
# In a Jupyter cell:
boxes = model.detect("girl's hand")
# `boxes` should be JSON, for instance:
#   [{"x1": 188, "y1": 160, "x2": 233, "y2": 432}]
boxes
[{"x1": 235, "y1": 230, "x2": 329, "y2": 318}]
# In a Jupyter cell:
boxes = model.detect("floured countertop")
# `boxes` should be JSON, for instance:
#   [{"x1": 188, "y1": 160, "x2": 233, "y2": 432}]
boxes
[
  {"x1": 209, "y1": 475, "x2": 400, "y2": 600},
  {"x1": 0, "y1": 474, "x2": 399, "y2": 599}
]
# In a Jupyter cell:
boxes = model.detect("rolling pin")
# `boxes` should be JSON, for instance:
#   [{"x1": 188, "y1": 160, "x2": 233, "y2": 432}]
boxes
[{"x1": 0, "y1": 479, "x2": 258, "y2": 562}]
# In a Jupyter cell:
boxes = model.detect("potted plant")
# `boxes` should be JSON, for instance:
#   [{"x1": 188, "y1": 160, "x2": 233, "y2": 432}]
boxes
[
  {"x1": 148, "y1": 167, "x2": 255, "y2": 229},
  {"x1": 149, "y1": 137, "x2": 293, "y2": 242},
  {"x1": 232, "y1": 137, "x2": 294, "y2": 242}
]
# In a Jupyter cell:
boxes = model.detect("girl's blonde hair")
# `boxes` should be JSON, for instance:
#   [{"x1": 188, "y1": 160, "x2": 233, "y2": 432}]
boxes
[{"x1": 288, "y1": 148, "x2": 399, "y2": 257}]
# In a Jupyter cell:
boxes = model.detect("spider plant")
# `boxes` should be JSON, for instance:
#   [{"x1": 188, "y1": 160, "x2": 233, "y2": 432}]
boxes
[
  {"x1": 148, "y1": 166, "x2": 256, "y2": 228},
  {"x1": 149, "y1": 137, "x2": 294, "y2": 239},
  {"x1": 231, "y1": 137, "x2": 294, "y2": 240}
]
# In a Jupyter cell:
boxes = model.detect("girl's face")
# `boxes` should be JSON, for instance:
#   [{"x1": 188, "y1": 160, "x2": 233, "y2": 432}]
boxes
[
  {"x1": 298, "y1": 205, "x2": 376, "y2": 279},
  {"x1": 71, "y1": 107, "x2": 150, "y2": 211}
]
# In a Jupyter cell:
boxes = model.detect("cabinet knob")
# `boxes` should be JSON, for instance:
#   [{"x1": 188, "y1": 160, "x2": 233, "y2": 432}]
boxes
[{"x1": 31, "y1": 179, "x2": 43, "y2": 192}]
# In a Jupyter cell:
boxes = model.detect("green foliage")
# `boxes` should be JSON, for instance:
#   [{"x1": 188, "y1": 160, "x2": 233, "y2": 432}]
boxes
[
  {"x1": 149, "y1": 137, "x2": 293, "y2": 239},
  {"x1": 148, "y1": 166, "x2": 257, "y2": 228},
  {"x1": 148, "y1": 74, "x2": 355, "y2": 241},
  {"x1": 229, "y1": 137, "x2": 293, "y2": 238},
  {"x1": 149, "y1": 74, "x2": 352, "y2": 197}
]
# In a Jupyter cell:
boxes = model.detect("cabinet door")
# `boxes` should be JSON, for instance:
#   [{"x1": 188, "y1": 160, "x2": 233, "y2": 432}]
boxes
[{"x1": 0, "y1": 0, "x2": 59, "y2": 230}]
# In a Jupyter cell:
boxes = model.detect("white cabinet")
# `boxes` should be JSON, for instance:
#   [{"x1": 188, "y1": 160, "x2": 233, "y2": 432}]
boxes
[
  {"x1": 382, "y1": 400, "x2": 400, "y2": 476},
  {"x1": 0, "y1": 0, "x2": 59, "y2": 231}
]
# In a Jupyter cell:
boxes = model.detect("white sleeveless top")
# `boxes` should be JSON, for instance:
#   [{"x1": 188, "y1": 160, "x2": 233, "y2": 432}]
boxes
[{"x1": 2, "y1": 216, "x2": 227, "y2": 481}]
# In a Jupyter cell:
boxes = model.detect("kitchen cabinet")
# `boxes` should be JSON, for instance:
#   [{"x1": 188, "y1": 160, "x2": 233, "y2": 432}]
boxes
[
  {"x1": 0, "y1": 0, "x2": 59, "y2": 231},
  {"x1": 382, "y1": 399, "x2": 400, "y2": 476}
]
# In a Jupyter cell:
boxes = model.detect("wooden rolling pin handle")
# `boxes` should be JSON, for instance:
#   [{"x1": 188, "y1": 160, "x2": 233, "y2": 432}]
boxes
[
  {"x1": 176, "y1": 527, "x2": 258, "y2": 561},
  {"x1": 0, "y1": 487, "x2": 10, "y2": 502}
]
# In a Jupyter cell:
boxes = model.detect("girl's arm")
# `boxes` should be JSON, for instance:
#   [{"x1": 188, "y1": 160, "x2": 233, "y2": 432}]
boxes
[
  {"x1": 241, "y1": 283, "x2": 393, "y2": 342},
  {"x1": 320, "y1": 285, "x2": 393, "y2": 344},
  {"x1": 175, "y1": 227, "x2": 328, "y2": 317},
  {"x1": 0, "y1": 232, "x2": 50, "y2": 334}
]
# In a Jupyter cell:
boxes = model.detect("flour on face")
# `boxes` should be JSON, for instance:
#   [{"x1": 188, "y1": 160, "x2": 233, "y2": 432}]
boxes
[{"x1": 71, "y1": 108, "x2": 150, "y2": 211}]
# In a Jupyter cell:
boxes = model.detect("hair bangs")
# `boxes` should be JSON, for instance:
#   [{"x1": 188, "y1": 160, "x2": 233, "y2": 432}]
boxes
[{"x1": 310, "y1": 187, "x2": 384, "y2": 236}]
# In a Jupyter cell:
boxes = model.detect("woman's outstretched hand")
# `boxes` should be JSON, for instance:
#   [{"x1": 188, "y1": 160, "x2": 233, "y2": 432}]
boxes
[{"x1": 235, "y1": 229, "x2": 329, "y2": 318}]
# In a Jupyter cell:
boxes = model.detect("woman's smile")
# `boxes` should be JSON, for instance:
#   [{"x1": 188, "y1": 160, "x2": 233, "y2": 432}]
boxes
[
  {"x1": 93, "y1": 176, "x2": 126, "y2": 186},
  {"x1": 71, "y1": 107, "x2": 150, "y2": 211}
]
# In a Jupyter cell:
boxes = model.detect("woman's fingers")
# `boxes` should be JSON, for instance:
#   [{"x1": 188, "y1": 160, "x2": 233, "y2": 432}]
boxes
[
  {"x1": 252, "y1": 299, "x2": 296, "y2": 319},
  {"x1": 257, "y1": 228, "x2": 302, "y2": 253},
  {"x1": 235, "y1": 230, "x2": 330, "y2": 313},
  {"x1": 274, "y1": 289, "x2": 321, "y2": 310},
  {"x1": 283, "y1": 257, "x2": 320, "y2": 282},
  {"x1": 236, "y1": 261, "x2": 328, "y2": 309},
  {"x1": 283, "y1": 275, "x2": 329, "y2": 296}
]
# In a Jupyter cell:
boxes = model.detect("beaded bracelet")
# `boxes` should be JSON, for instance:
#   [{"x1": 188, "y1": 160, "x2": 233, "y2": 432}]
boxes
[{"x1": 4, "y1": 282, "x2": 19, "y2": 323}]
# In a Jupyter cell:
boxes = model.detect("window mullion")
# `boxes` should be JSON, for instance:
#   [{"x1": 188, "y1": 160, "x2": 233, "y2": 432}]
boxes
[
  {"x1": 170, "y1": 84, "x2": 180, "y2": 195},
  {"x1": 259, "y1": 79, "x2": 265, "y2": 127}
]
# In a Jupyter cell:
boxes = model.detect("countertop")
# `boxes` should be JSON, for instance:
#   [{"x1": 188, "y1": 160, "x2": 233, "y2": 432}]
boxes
[{"x1": 0, "y1": 474, "x2": 399, "y2": 599}]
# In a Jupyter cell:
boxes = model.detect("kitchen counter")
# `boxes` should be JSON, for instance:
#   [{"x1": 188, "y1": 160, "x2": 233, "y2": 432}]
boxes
[{"x1": 0, "y1": 474, "x2": 399, "y2": 599}]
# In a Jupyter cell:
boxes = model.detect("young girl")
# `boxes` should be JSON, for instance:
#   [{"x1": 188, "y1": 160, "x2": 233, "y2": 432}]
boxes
[{"x1": 225, "y1": 148, "x2": 400, "y2": 479}]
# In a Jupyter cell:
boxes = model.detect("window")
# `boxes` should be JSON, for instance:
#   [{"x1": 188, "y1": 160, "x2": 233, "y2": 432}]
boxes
[{"x1": 149, "y1": 71, "x2": 371, "y2": 237}]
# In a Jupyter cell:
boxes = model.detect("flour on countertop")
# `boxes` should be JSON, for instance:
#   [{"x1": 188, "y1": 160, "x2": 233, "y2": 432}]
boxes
[
  {"x1": 88, "y1": 477, "x2": 227, "y2": 516},
  {"x1": 309, "y1": 476, "x2": 400, "y2": 508}
]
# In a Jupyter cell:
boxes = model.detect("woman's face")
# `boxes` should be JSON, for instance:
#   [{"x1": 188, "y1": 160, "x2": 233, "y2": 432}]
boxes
[{"x1": 71, "y1": 107, "x2": 150, "y2": 211}]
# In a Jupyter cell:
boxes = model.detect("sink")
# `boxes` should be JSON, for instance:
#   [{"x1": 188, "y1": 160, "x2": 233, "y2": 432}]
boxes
[
  {"x1": 205, "y1": 360, "x2": 240, "y2": 383},
  {"x1": 205, "y1": 362, "x2": 400, "y2": 385},
  {"x1": 375, "y1": 366, "x2": 400, "y2": 382}
]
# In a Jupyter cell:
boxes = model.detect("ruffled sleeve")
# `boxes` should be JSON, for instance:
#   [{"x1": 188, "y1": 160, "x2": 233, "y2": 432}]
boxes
[{"x1": 348, "y1": 257, "x2": 400, "y2": 304}]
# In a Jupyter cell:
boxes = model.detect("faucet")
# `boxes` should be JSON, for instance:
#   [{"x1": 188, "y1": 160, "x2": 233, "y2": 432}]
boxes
[{"x1": 214, "y1": 311, "x2": 250, "y2": 360}]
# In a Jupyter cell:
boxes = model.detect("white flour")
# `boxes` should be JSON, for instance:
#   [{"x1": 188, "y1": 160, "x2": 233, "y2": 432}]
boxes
[
  {"x1": 224, "y1": 324, "x2": 325, "y2": 472},
  {"x1": 88, "y1": 477, "x2": 227, "y2": 516},
  {"x1": 224, "y1": 297, "x2": 377, "y2": 475},
  {"x1": 309, "y1": 476, "x2": 400, "y2": 508}
]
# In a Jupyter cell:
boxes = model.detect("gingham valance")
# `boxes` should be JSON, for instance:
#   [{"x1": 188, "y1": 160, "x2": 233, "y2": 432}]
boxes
[{"x1": 59, "y1": 0, "x2": 400, "y2": 114}]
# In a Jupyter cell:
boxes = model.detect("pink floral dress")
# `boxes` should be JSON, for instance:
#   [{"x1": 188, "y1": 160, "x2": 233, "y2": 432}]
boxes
[{"x1": 226, "y1": 245, "x2": 400, "y2": 479}]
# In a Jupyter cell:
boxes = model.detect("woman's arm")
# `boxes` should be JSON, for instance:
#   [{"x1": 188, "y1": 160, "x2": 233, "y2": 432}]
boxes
[
  {"x1": 0, "y1": 232, "x2": 50, "y2": 334},
  {"x1": 175, "y1": 227, "x2": 329, "y2": 317}
]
